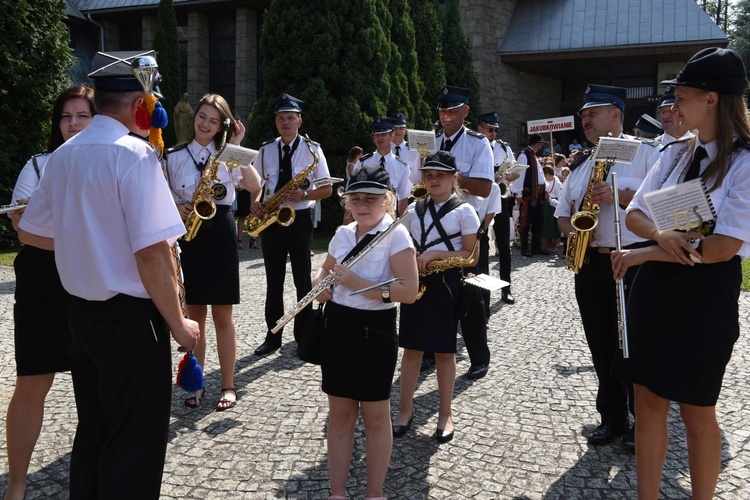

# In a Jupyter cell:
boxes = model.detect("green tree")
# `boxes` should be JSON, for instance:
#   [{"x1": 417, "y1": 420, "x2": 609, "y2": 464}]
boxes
[
  {"x1": 246, "y1": 0, "x2": 392, "y2": 228},
  {"x1": 389, "y1": 0, "x2": 431, "y2": 129},
  {"x1": 729, "y1": 0, "x2": 750, "y2": 55},
  {"x1": 412, "y1": 0, "x2": 445, "y2": 126},
  {"x1": 0, "y1": 0, "x2": 73, "y2": 246},
  {"x1": 438, "y1": 0, "x2": 482, "y2": 124},
  {"x1": 152, "y1": 0, "x2": 181, "y2": 146}
]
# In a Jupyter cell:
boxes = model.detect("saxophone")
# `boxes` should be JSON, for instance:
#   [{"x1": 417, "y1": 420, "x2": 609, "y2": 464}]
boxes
[
  {"x1": 564, "y1": 140, "x2": 614, "y2": 273},
  {"x1": 182, "y1": 118, "x2": 231, "y2": 241},
  {"x1": 416, "y1": 228, "x2": 482, "y2": 300},
  {"x1": 245, "y1": 135, "x2": 318, "y2": 238}
]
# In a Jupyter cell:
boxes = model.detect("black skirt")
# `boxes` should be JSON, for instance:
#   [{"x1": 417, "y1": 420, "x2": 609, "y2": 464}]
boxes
[
  {"x1": 612, "y1": 256, "x2": 742, "y2": 406},
  {"x1": 235, "y1": 189, "x2": 251, "y2": 218},
  {"x1": 320, "y1": 301, "x2": 398, "y2": 402},
  {"x1": 13, "y1": 246, "x2": 72, "y2": 375},
  {"x1": 399, "y1": 268, "x2": 462, "y2": 353},
  {"x1": 179, "y1": 205, "x2": 240, "y2": 305}
]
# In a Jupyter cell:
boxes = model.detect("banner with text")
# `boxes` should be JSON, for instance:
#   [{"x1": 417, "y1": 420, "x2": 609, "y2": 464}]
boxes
[{"x1": 527, "y1": 116, "x2": 575, "y2": 134}]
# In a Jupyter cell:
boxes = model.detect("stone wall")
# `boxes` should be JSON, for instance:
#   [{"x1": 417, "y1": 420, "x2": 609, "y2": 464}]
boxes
[
  {"x1": 235, "y1": 7, "x2": 258, "y2": 121},
  {"x1": 187, "y1": 11, "x2": 210, "y2": 108}
]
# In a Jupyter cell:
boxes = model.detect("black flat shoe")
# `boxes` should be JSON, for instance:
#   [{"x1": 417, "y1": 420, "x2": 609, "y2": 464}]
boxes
[
  {"x1": 392, "y1": 415, "x2": 413, "y2": 438},
  {"x1": 587, "y1": 422, "x2": 629, "y2": 445},
  {"x1": 433, "y1": 427, "x2": 454, "y2": 444},
  {"x1": 501, "y1": 290, "x2": 515, "y2": 304},
  {"x1": 254, "y1": 337, "x2": 281, "y2": 356}
]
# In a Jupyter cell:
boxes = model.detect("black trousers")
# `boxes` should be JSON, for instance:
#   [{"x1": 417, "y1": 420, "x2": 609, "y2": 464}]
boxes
[
  {"x1": 478, "y1": 232, "x2": 491, "y2": 319},
  {"x1": 68, "y1": 294, "x2": 171, "y2": 500},
  {"x1": 260, "y1": 208, "x2": 313, "y2": 341},
  {"x1": 574, "y1": 251, "x2": 636, "y2": 425},
  {"x1": 493, "y1": 197, "x2": 513, "y2": 290},
  {"x1": 518, "y1": 196, "x2": 544, "y2": 251},
  {"x1": 459, "y1": 260, "x2": 490, "y2": 367}
]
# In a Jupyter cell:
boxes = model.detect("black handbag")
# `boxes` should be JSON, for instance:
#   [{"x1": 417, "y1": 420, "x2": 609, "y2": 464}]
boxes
[{"x1": 297, "y1": 303, "x2": 325, "y2": 365}]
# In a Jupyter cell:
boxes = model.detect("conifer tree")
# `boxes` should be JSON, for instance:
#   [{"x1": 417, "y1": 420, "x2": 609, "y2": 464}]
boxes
[
  {"x1": 411, "y1": 1, "x2": 445, "y2": 126},
  {"x1": 389, "y1": 0, "x2": 431, "y2": 129},
  {"x1": 438, "y1": 0, "x2": 482, "y2": 124},
  {"x1": 152, "y1": 0, "x2": 181, "y2": 146},
  {"x1": 0, "y1": 0, "x2": 72, "y2": 246}
]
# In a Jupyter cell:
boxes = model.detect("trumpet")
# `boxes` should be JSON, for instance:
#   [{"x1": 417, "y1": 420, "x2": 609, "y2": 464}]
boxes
[
  {"x1": 494, "y1": 158, "x2": 516, "y2": 199},
  {"x1": 0, "y1": 204, "x2": 27, "y2": 214}
]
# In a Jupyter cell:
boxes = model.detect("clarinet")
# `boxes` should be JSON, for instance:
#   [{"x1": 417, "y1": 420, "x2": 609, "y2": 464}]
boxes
[
  {"x1": 271, "y1": 211, "x2": 413, "y2": 334},
  {"x1": 611, "y1": 172, "x2": 629, "y2": 358}
]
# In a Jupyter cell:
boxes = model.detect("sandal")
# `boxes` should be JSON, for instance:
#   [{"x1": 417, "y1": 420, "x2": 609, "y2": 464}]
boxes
[
  {"x1": 215, "y1": 387, "x2": 237, "y2": 412},
  {"x1": 184, "y1": 388, "x2": 205, "y2": 408}
]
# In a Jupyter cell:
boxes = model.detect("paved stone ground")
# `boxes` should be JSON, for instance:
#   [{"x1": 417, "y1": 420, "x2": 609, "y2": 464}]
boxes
[{"x1": 0, "y1": 244, "x2": 748, "y2": 499}]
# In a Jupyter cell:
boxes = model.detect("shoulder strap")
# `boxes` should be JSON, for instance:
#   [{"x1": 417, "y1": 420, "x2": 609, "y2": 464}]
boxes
[
  {"x1": 424, "y1": 197, "x2": 464, "y2": 252},
  {"x1": 31, "y1": 155, "x2": 41, "y2": 179}
]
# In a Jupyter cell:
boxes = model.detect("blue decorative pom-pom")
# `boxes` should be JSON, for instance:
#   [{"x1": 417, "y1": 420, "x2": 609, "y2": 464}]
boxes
[
  {"x1": 178, "y1": 351, "x2": 204, "y2": 392},
  {"x1": 152, "y1": 102, "x2": 168, "y2": 128}
]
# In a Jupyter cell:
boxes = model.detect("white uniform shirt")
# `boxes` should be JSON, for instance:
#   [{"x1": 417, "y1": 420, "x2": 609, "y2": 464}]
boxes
[
  {"x1": 555, "y1": 133, "x2": 657, "y2": 248},
  {"x1": 391, "y1": 141, "x2": 423, "y2": 186},
  {"x1": 361, "y1": 152, "x2": 413, "y2": 202},
  {"x1": 628, "y1": 137, "x2": 750, "y2": 259},
  {"x1": 405, "y1": 194, "x2": 480, "y2": 252},
  {"x1": 253, "y1": 135, "x2": 330, "y2": 211},
  {"x1": 660, "y1": 130, "x2": 694, "y2": 146},
  {"x1": 19, "y1": 114, "x2": 185, "y2": 300},
  {"x1": 164, "y1": 140, "x2": 243, "y2": 205},
  {"x1": 478, "y1": 182, "x2": 503, "y2": 219},
  {"x1": 436, "y1": 126, "x2": 494, "y2": 211},
  {"x1": 328, "y1": 214, "x2": 414, "y2": 310},
  {"x1": 510, "y1": 148, "x2": 545, "y2": 196},
  {"x1": 491, "y1": 139, "x2": 514, "y2": 165},
  {"x1": 546, "y1": 175, "x2": 562, "y2": 207},
  {"x1": 11, "y1": 154, "x2": 49, "y2": 207}
]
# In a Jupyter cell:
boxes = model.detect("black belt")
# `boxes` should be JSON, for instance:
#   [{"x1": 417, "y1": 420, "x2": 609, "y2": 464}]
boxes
[{"x1": 588, "y1": 241, "x2": 653, "y2": 254}]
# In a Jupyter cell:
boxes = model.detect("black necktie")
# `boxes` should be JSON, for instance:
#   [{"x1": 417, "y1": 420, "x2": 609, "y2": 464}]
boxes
[
  {"x1": 684, "y1": 146, "x2": 707, "y2": 182},
  {"x1": 277, "y1": 144, "x2": 292, "y2": 191},
  {"x1": 379, "y1": 156, "x2": 385, "y2": 168},
  {"x1": 442, "y1": 138, "x2": 453, "y2": 152},
  {"x1": 395, "y1": 145, "x2": 401, "y2": 157}
]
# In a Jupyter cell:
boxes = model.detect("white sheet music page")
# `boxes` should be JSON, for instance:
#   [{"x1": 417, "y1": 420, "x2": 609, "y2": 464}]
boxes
[
  {"x1": 642, "y1": 178, "x2": 717, "y2": 232},
  {"x1": 406, "y1": 129, "x2": 437, "y2": 154},
  {"x1": 592, "y1": 137, "x2": 641, "y2": 163}
]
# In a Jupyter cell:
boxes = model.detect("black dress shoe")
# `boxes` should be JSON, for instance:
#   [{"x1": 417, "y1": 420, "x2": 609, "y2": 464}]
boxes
[
  {"x1": 501, "y1": 290, "x2": 515, "y2": 304},
  {"x1": 420, "y1": 357, "x2": 435, "y2": 372},
  {"x1": 587, "y1": 422, "x2": 629, "y2": 445},
  {"x1": 392, "y1": 416, "x2": 413, "y2": 438},
  {"x1": 254, "y1": 337, "x2": 282, "y2": 356},
  {"x1": 466, "y1": 364, "x2": 488, "y2": 379},
  {"x1": 621, "y1": 426, "x2": 635, "y2": 452},
  {"x1": 433, "y1": 427, "x2": 454, "y2": 443}
]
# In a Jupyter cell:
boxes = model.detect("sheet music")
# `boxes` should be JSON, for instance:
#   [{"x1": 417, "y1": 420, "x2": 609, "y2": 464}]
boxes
[
  {"x1": 406, "y1": 129, "x2": 437, "y2": 154},
  {"x1": 216, "y1": 144, "x2": 258, "y2": 169},
  {"x1": 592, "y1": 137, "x2": 641, "y2": 163},
  {"x1": 643, "y1": 178, "x2": 717, "y2": 232},
  {"x1": 313, "y1": 176, "x2": 344, "y2": 188},
  {"x1": 464, "y1": 274, "x2": 509, "y2": 292},
  {"x1": 505, "y1": 164, "x2": 529, "y2": 175}
]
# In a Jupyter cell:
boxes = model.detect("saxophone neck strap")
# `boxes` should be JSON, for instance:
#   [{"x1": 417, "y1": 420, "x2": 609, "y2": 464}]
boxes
[
  {"x1": 414, "y1": 197, "x2": 463, "y2": 252},
  {"x1": 343, "y1": 231, "x2": 380, "y2": 263}
]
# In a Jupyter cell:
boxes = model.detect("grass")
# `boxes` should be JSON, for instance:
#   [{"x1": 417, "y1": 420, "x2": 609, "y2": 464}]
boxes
[
  {"x1": 743, "y1": 258, "x2": 750, "y2": 292},
  {"x1": 0, "y1": 248, "x2": 18, "y2": 267},
  {"x1": 312, "y1": 228, "x2": 335, "y2": 251}
]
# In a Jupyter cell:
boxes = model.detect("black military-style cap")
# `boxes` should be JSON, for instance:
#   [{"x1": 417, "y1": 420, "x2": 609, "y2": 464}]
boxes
[
  {"x1": 389, "y1": 113, "x2": 408, "y2": 127},
  {"x1": 477, "y1": 111, "x2": 500, "y2": 128},
  {"x1": 88, "y1": 50, "x2": 160, "y2": 93},
  {"x1": 634, "y1": 114, "x2": 663, "y2": 135},
  {"x1": 420, "y1": 150, "x2": 458, "y2": 172},
  {"x1": 659, "y1": 86, "x2": 676, "y2": 108},
  {"x1": 343, "y1": 164, "x2": 392, "y2": 195},
  {"x1": 272, "y1": 93, "x2": 304, "y2": 113},
  {"x1": 661, "y1": 47, "x2": 748, "y2": 95},
  {"x1": 437, "y1": 86, "x2": 471, "y2": 110},
  {"x1": 578, "y1": 84, "x2": 627, "y2": 115},
  {"x1": 371, "y1": 117, "x2": 394, "y2": 135}
]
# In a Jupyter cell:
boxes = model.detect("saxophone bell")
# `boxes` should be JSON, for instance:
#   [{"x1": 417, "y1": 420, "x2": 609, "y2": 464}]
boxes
[{"x1": 410, "y1": 183, "x2": 428, "y2": 199}]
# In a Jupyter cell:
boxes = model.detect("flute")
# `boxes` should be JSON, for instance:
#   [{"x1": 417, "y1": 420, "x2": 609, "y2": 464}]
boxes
[
  {"x1": 271, "y1": 211, "x2": 413, "y2": 334},
  {"x1": 0, "y1": 204, "x2": 27, "y2": 214},
  {"x1": 611, "y1": 172, "x2": 629, "y2": 358}
]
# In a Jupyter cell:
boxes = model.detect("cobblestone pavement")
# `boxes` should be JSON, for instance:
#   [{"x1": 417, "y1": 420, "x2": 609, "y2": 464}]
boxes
[{"x1": 0, "y1": 246, "x2": 748, "y2": 499}]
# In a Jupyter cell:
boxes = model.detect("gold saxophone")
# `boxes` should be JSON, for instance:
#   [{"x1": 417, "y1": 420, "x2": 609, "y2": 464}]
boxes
[
  {"x1": 564, "y1": 142, "x2": 614, "y2": 273},
  {"x1": 245, "y1": 135, "x2": 318, "y2": 238},
  {"x1": 416, "y1": 230, "x2": 481, "y2": 300},
  {"x1": 182, "y1": 118, "x2": 231, "y2": 241}
]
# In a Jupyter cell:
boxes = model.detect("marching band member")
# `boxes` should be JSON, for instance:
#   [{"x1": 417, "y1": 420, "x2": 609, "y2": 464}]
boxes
[
  {"x1": 392, "y1": 151, "x2": 479, "y2": 444},
  {"x1": 249, "y1": 93, "x2": 332, "y2": 357},
  {"x1": 389, "y1": 112, "x2": 423, "y2": 186},
  {"x1": 314, "y1": 164, "x2": 418, "y2": 499},
  {"x1": 4, "y1": 85, "x2": 95, "y2": 500},
  {"x1": 18, "y1": 51, "x2": 199, "y2": 498},
  {"x1": 476, "y1": 111, "x2": 518, "y2": 304},
  {"x1": 163, "y1": 93, "x2": 254, "y2": 411},
  {"x1": 555, "y1": 84, "x2": 657, "y2": 451},
  {"x1": 657, "y1": 86, "x2": 691, "y2": 145},
  {"x1": 434, "y1": 85, "x2": 494, "y2": 380},
  {"x1": 359, "y1": 117, "x2": 412, "y2": 215},
  {"x1": 611, "y1": 47, "x2": 750, "y2": 499}
]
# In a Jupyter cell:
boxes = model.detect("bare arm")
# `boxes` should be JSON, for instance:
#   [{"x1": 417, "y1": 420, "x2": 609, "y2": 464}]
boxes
[
  {"x1": 458, "y1": 175, "x2": 492, "y2": 198},
  {"x1": 135, "y1": 241, "x2": 200, "y2": 351}
]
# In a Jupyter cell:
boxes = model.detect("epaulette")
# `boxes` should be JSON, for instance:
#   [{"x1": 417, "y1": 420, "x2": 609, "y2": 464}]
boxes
[
  {"x1": 466, "y1": 129, "x2": 484, "y2": 139},
  {"x1": 30, "y1": 152, "x2": 47, "y2": 159},
  {"x1": 497, "y1": 139, "x2": 509, "y2": 153},
  {"x1": 637, "y1": 137, "x2": 660, "y2": 148},
  {"x1": 260, "y1": 138, "x2": 276, "y2": 148},
  {"x1": 359, "y1": 152, "x2": 374, "y2": 162},
  {"x1": 659, "y1": 136, "x2": 692, "y2": 153},
  {"x1": 568, "y1": 150, "x2": 591, "y2": 172},
  {"x1": 303, "y1": 135, "x2": 321, "y2": 147},
  {"x1": 164, "y1": 143, "x2": 188, "y2": 156},
  {"x1": 128, "y1": 132, "x2": 150, "y2": 144},
  {"x1": 394, "y1": 156, "x2": 409, "y2": 167}
]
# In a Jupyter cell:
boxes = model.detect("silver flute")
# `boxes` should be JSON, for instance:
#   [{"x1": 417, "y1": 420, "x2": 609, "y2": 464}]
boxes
[
  {"x1": 0, "y1": 204, "x2": 27, "y2": 214},
  {"x1": 611, "y1": 172, "x2": 629, "y2": 358},
  {"x1": 271, "y1": 211, "x2": 413, "y2": 334}
]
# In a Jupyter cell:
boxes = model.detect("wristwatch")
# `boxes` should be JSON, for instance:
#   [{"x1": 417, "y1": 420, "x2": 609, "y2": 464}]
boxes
[
  {"x1": 302, "y1": 191, "x2": 309, "y2": 201},
  {"x1": 380, "y1": 285, "x2": 391, "y2": 303}
]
